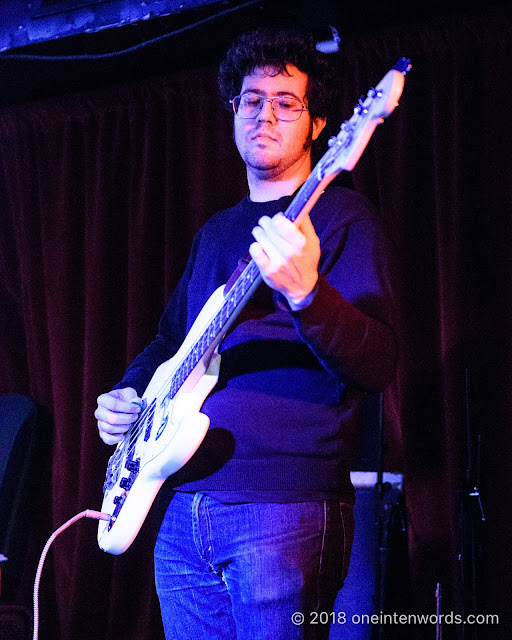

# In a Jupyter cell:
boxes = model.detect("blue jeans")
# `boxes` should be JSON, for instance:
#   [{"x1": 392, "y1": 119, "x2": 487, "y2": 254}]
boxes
[{"x1": 154, "y1": 492, "x2": 354, "y2": 640}]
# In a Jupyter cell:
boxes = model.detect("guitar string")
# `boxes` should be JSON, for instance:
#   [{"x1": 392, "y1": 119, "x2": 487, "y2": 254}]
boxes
[
  {"x1": 106, "y1": 138, "x2": 345, "y2": 476},
  {"x1": 106, "y1": 144, "x2": 345, "y2": 478},
  {"x1": 118, "y1": 258, "x2": 262, "y2": 456},
  {"x1": 117, "y1": 170, "x2": 330, "y2": 456},
  {"x1": 107, "y1": 103, "x2": 365, "y2": 477}
]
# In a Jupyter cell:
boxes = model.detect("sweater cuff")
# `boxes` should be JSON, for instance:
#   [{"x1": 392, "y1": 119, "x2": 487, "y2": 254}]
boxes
[
  {"x1": 277, "y1": 282, "x2": 319, "y2": 312},
  {"x1": 277, "y1": 275, "x2": 342, "y2": 316}
]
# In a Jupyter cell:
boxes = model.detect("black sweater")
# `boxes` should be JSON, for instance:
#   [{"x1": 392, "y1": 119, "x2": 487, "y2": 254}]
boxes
[{"x1": 114, "y1": 186, "x2": 398, "y2": 503}]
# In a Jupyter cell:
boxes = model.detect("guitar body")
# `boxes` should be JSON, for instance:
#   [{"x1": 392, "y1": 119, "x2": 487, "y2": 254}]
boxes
[
  {"x1": 98, "y1": 59, "x2": 411, "y2": 554},
  {"x1": 98, "y1": 286, "x2": 226, "y2": 554}
]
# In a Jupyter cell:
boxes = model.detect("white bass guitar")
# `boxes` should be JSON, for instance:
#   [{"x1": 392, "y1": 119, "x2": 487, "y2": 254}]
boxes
[{"x1": 98, "y1": 58, "x2": 411, "y2": 554}]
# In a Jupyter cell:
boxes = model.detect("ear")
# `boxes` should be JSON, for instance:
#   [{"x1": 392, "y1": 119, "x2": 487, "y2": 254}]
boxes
[{"x1": 312, "y1": 117, "x2": 327, "y2": 141}]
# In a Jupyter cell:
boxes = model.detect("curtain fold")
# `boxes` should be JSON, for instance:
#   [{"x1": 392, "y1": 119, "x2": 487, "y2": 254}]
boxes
[{"x1": 1, "y1": 6, "x2": 511, "y2": 639}]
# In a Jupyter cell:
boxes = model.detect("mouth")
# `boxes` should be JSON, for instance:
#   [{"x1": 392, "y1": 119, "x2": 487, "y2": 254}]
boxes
[{"x1": 250, "y1": 133, "x2": 277, "y2": 143}]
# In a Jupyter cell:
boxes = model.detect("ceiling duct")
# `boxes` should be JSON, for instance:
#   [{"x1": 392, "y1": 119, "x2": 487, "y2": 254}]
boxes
[{"x1": 0, "y1": 0, "x2": 228, "y2": 52}]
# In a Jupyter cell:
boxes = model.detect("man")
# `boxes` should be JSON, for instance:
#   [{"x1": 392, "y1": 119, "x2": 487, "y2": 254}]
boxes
[{"x1": 95, "y1": 27, "x2": 398, "y2": 640}]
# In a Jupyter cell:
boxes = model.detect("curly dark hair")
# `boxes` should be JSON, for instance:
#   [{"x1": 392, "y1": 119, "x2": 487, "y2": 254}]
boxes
[{"x1": 218, "y1": 27, "x2": 338, "y2": 121}]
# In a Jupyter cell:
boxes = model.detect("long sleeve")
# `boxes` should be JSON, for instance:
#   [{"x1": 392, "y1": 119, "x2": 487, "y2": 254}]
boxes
[
  {"x1": 110, "y1": 187, "x2": 399, "y2": 497},
  {"x1": 288, "y1": 215, "x2": 398, "y2": 392}
]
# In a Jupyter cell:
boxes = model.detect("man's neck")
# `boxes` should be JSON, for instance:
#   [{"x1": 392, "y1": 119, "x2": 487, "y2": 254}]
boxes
[{"x1": 247, "y1": 166, "x2": 310, "y2": 203}]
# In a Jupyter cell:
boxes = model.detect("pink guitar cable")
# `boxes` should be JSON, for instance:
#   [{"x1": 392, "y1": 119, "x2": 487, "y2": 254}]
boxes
[{"x1": 32, "y1": 510, "x2": 111, "y2": 640}]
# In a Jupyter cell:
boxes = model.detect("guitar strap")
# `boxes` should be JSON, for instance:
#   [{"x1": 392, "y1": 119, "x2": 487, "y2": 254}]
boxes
[{"x1": 224, "y1": 253, "x2": 252, "y2": 293}]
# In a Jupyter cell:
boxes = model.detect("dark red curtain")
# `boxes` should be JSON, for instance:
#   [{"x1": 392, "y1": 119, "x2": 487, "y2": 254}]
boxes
[
  {"x1": 1, "y1": 5, "x2": 511, "y2": 639},
  {"x1": 338, "y1": 8, "x2": 512, "y2": 637},
  {"x1": 0, "y1": 68, "x2": 248, "y2": 640}
]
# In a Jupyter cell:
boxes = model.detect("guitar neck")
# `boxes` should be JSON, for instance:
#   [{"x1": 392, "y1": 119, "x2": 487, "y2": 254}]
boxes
[
  {"x1": 166, "y1": 168, "x2": 334, "y2": 402},
  {"x1": 155, "y1": 58, "x2": 412, "y2": 404},
  {"x1": 282, "y1": 165, "x2": 337, "y2": 225}
]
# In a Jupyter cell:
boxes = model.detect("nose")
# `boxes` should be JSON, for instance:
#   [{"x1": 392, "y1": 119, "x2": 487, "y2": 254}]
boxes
[{"x1": 257, "y1": 99, "x2": 277, "y2": 123}]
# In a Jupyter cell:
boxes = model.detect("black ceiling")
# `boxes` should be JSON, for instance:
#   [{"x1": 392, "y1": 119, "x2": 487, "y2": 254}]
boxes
[{"x1": 0, "y1": 0, "x2": 505, "y2": 107}]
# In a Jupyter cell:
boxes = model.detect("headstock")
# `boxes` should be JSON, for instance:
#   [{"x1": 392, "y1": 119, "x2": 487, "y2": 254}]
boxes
[{"x1": 317, "y1": 58, "x2": 412, "y2": 178}]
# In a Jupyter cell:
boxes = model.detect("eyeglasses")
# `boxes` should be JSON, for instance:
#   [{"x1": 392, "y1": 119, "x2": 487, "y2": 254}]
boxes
[{"x1": 230, "y1": 93, "x2": 309, "y2": 122}]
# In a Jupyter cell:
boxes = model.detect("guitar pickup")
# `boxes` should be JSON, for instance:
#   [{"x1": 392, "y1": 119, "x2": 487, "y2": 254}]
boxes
[
  {"x1": 125, "y1": 459, "x2": 140, "y2": 474},
  {"x1": 120, "y1": 476, "x2": 133, "y2": 490}
]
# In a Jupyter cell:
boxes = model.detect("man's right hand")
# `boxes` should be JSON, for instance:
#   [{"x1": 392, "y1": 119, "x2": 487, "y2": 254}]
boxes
[{"x1": 95, "y1": 387, "x2": 142, "y2": 445}]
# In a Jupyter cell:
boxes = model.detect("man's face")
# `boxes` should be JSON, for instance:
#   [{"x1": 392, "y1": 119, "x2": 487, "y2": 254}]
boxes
[{"x1": 234, "y1": 65, "x2": 326, "y2": 183}]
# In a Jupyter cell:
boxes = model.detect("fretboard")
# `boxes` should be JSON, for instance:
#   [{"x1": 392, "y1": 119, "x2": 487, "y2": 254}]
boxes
[{"x1": 167, "y1": 166, "x2": 329, "y2": 401}]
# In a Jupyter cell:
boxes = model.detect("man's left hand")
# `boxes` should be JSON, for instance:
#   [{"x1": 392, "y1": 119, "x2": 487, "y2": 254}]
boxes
[{"x1": 250, "y1": 212, "x2": 320, "y2": 309}]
